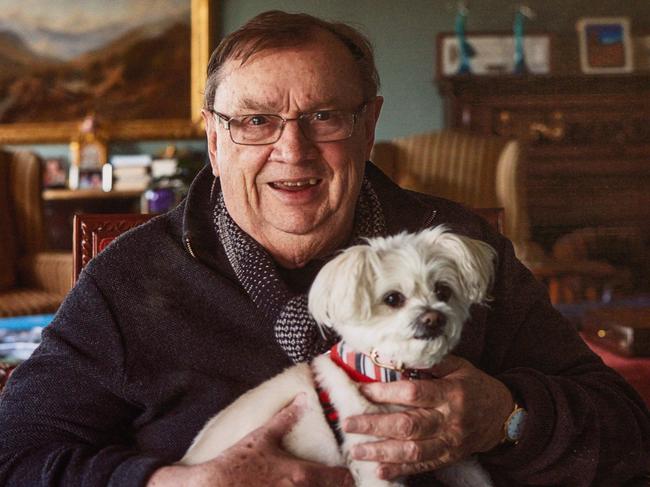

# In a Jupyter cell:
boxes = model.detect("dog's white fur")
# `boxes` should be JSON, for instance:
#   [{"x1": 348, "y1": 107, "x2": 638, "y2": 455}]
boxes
[{"x1": 181, "y1": 226, "x2": 497, "y2": 487}]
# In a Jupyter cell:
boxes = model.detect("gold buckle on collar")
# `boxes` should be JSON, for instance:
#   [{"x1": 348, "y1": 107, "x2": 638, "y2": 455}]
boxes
[
  {"x1": 369, "y1": 348, "x2": 405, "y2": 373},
  {"x1": 368, "y1": 349, "x2": 435, "y2": 380}
]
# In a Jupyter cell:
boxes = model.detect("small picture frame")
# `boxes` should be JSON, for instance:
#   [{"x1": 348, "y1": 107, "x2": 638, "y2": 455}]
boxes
[
  {"x1": 577, "y1": 17, "x2": 633, "y2": 74},
  {"x1": 42, "y1": 157, "x2": 68, "y2": 188},
  {"x1": 78, "y1": 170, "x2": 104, "y2": 190}
]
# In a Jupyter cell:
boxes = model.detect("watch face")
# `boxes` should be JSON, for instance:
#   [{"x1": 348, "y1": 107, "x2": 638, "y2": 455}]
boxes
[{"x1": 506, "y1": 408, "x2": 528, "y2": 442}]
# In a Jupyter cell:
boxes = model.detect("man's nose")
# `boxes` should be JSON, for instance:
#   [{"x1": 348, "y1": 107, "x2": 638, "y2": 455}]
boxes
[{"x1": 272, "y1": 119, "x2": 316, "y2": 163}]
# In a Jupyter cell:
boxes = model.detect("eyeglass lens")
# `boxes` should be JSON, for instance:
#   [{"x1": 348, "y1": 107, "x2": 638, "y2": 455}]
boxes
[{"x1": 226, "y1": 110, "x2": 358, "y2": 145}]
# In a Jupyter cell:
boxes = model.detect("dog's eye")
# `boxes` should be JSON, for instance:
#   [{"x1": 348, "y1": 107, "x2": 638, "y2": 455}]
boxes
[
  {"x1": 435, "y1": 283, "x2": 452, "y2": 302},
  {"x1": 382, "y1": 291, "x2": 406, "y2": 308}
]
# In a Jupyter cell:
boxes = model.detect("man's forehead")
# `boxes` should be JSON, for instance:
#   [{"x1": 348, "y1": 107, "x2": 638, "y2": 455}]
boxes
[
  {"x1": 218, "y1": 33, "x2": 349, "y2": 80},
  {"x1": 232, "y1": 95, "x2": 350, "y2": 112},
  {"x1": 217, "y1": 63, "x2": 363, "y2": 112},
  {"x1": 213, "y1": 31, "x2": 365, "y2": 112}
]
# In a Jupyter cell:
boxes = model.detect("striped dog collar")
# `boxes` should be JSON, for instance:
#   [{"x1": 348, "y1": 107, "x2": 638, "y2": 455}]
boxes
[
  {"x1": 328, "y1": 341, "x2": 433, "y2": 382},
  {"x1": 315, "y1": 341, "x2": 435, "y2": 445}
]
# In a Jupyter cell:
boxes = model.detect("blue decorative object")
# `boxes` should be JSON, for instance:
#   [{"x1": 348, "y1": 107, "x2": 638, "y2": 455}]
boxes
[
  {"x1": 0, "y1": 314, "x2": 54, "y2": 362},
  {"x1": 513, "y1": 6, "x2": 535, "y2": 74},
  {"x1": 0, "y1": 314, "x2": 54, "y2": 330},
  {"x1": 454, "y1": 3, "x2": 473, "y2": 75}
]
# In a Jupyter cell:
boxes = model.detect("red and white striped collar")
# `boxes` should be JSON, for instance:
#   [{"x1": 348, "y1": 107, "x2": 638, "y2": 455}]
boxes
[{"x1": 328, "y1": 341, "x2": 434, "y2": 382}]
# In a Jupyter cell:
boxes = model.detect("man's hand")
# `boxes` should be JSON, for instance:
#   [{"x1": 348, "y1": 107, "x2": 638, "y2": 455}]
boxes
[
  {"x1": 343, "y1": 355, "x2": 514, "y2": 480},
  {"x1": 148, "y1": 394, "x2": 354, "y2": 487}
]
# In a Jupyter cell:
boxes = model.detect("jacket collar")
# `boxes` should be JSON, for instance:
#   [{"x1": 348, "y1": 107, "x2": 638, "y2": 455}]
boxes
[{"x1": 176, "y1": 164, "x2": 232, "y2": 276}]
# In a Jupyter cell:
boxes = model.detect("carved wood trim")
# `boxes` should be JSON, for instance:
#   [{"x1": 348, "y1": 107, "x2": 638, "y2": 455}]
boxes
[{"x1": 73, "y1": 213, "x2": 154, "y2": 285}]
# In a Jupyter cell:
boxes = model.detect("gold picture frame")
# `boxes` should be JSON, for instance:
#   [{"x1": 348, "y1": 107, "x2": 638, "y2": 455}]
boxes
[{"x1": 0, "y1": 0, "x2": 214, "y2": 144}]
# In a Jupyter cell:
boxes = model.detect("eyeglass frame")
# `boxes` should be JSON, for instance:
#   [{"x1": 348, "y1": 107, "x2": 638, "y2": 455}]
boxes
[{"x1": 206, "y1": 100, "x2": 372, "y2": 146}]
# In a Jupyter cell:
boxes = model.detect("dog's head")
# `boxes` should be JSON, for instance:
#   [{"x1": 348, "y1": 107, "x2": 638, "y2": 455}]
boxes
[{"x1": 308, "y1": 226, "x2": 496, "y2": 368}]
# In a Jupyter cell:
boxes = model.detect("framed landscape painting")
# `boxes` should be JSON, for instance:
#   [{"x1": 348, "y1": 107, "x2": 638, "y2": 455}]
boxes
[{"x1": 0, "y1": 0, "x2": 213, "y2": 143}]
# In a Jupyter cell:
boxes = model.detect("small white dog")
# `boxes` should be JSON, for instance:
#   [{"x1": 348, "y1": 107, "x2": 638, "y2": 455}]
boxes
[{"x1": 181, "y1": 226, "x2": 497, "y2": 487}]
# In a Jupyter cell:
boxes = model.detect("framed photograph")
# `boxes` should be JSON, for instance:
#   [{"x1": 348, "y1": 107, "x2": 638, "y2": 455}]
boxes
[
  {"x1": 437, "y1": 32, "x2": 552, "y2": 77},
  {"x1": 0, "y1": 0, "x2": 214, "y2": 143},
  {"x1": 577, "y1": 17, "x2": 633, "y2": 74},
  {"x1": 78, "y1": 171, "x2": 104, "y2": 190},
  {"x1": 43, "y1": 158, "x2": 68, "y2": 188}
]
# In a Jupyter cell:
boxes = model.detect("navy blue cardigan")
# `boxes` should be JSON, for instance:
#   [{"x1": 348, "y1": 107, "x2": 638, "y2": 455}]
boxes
[{"x1": 1, "y1": 163, "x2": 648, "y2": 486}]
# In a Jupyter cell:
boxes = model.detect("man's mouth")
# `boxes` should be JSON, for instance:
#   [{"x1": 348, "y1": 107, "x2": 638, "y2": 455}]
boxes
[{"x1": 269, "y1": 178, "x2": 321, "y2": 191}]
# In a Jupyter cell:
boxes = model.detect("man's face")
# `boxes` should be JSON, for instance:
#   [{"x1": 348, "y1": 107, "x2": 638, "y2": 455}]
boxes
[{"x1": 204, "y1": 31, "x2": 382, "y2": 267}]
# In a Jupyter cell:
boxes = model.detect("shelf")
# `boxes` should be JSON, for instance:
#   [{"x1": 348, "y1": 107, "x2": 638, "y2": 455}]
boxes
[{"x1": 42, "y1": 188, "x2": 143, "y2": 201}]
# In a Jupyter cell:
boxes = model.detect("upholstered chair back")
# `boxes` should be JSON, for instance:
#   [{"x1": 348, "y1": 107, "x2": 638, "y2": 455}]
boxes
[
  {"x1": 371, "y1": 130, "x2": 540, "y2": 265},
  {"x1": 0, "y1": 150, "x2": 72, "y2": 316},
  {"x1": 7, "y1": 151, "x2": 46, "y2": 255},
  {"x1": 0, "y1": 151, "x2": 45, "y2": 291}
]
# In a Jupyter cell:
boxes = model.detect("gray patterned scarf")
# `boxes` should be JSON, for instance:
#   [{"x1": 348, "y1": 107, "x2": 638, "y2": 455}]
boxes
[{"x1": 214, "y1": 178, "x2": 387, "y2": 363}]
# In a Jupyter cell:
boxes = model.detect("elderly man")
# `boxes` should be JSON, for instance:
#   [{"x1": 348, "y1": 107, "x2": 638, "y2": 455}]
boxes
[{"x1": 1, "y1": 10, "x2": 649, "y2": 487}]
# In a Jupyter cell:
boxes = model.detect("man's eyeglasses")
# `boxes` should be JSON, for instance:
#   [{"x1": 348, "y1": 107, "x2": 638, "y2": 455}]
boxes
[{"x1": 208, "y1": 101, "x2": 370, "y2": 146}]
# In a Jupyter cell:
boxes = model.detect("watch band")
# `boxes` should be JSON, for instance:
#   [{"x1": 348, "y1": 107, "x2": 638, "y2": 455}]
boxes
[{"x1": 502, "y1": 401, "x2": 528, "y2": 444}]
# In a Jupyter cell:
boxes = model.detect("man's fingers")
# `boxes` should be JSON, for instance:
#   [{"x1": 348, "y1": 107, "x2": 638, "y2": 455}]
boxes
[
  {"x1": 377, "y1": 459, "x2": 448, "y2": 481},
  {"x1": 263, "y1": 393, "x2": 308, "y2": 441},
  {"x1": 359, "y1": 378, "x2": 448, "y2": 407},
  {"x1": 427, "y1": 354, "x2": 466, "y2": 378},
  {"x1": 350, "y1": 437, "x2": 452, "y2": 465},
  {"x1": 343, "y1": 408, "x2": 443, "y2": 439}
]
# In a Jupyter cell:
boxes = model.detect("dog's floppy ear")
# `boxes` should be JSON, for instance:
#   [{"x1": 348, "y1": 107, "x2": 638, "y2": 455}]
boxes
[
  {"x1": 423, "y1": 227, "x2": 497, "y2": 303},
  {"x1": 308, "y1": 245, "x2": 378, "y2": 328}
]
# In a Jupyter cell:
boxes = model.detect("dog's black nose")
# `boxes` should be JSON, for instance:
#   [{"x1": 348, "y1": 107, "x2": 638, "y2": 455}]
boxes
[
  {"x1": 413, "y1": 310, "x2": 447, "y2": 340},
  {"x1": 418, "y1": 310, "x2": 447, "y2": 328}
]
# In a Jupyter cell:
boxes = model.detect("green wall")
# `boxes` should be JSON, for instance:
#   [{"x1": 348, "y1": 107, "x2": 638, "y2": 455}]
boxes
[{"x1": 220, "y1": 0, "x2": 650, "y2": 141}]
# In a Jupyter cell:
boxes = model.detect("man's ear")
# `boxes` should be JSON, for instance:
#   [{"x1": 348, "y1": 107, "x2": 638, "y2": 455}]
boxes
[
  {"x1": 202, "y1": 109, "x2": 220, "y2": 177},
  {"x1": 363, "y1": 96, "x2": 384, "y2": 160}
]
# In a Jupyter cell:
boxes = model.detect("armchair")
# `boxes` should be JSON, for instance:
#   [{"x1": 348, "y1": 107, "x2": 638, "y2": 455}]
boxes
[
  {"x1": 371, "y1": 130, "x2": 620, "y2": 305},
  {"x1": 371, "y1": 129, "x2": 543, "y2": 266},
  {"x1": 0, "y1": 150, "x2": 72, "y2": 316},
  {"x1": 0, "y1": 213, "x2": 150, "y2": 392}
]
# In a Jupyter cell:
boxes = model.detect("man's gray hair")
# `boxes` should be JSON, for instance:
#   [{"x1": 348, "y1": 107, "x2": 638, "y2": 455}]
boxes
[{"x1": 203, "y1": 10, "x2": 380, "y2": 110}]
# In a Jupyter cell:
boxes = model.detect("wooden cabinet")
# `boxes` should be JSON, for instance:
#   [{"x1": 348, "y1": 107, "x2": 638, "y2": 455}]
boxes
[{"x1": 438, "y1": 74, "x2": 650, "y2": 253}]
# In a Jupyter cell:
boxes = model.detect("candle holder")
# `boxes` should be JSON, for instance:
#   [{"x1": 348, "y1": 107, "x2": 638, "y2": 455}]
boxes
[
  {"x1": 454, "y1": 2, "x2": 474, "y2": 74},
  {"x1": 514, "y1": 6, "x2": 536, "y2": 74}
]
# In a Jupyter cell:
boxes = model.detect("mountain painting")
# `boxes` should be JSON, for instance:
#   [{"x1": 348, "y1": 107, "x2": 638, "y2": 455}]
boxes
[{"x1": 0, "y1": 0, "x2": 191, "y2": 123}]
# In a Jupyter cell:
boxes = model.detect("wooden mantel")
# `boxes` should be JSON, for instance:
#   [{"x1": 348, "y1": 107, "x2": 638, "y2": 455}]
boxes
[{"x1": 437, "y1": 74, "x2": 650, "y2": 255}]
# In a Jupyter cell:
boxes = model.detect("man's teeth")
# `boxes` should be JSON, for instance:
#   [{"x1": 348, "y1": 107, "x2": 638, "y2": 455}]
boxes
[{"x1": 275, "y1": 179, "x2": 318, "y2": 188}]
